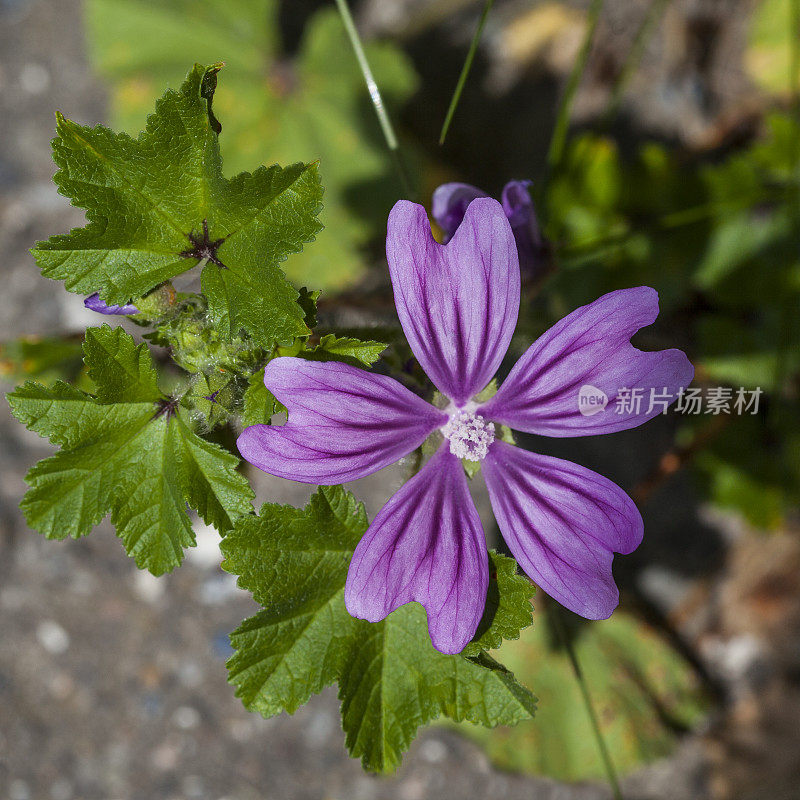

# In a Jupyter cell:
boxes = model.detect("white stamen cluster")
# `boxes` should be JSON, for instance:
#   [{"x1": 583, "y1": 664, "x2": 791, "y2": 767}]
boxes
[{"x1": 442, "y1": 410, "x2": 495, "y2": 461}]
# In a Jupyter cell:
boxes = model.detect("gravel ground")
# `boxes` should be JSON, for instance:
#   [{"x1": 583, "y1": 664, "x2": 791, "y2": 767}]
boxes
[{"x1": 1, "y1": 2, "x2": 798, "y2": 800}]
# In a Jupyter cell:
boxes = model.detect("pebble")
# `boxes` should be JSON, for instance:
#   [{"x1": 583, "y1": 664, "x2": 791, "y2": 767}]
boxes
[
  {"x1": 304, "y1": 710, "x2": 334, "y2": 747},
  {"x1": 173, "y1": 705, "x2": 201, "y2": 730},
  {"x1": 419, "y1": 737, "x2": 447, "y2": 764},
  {"x1": 36, "y1": 620, "x2": 70, "y2": 654},
  {"x1": 133, "y1": 569, "x2": 166, "y2": 605},
  {"x1": 187, "y1": 521, "x2": 222, "y2": 569},
  {"x1": 19, "y1": 63, "x2": 50, "y2": 95}
]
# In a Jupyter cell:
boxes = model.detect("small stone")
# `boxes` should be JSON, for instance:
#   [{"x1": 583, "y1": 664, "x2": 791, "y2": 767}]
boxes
[
  {"x1": 133, "y1": 570, "x2": 165, "y2": 604},
  {"x1": 151, "y1": 741, "x2": 179, "y2": 771},
  {"x1": 172, "y1": 705, "x2": 201, "y2": 730},
  {"x1": 187, "y1": 521, "x2": 222, "y2": 569},
  {"x1": 419, "y1": 737, "x2": 447, "y2": 763},
  {"x1": 304, "y1": 710, "x2": 334, "y2": 747},
  {"x1": 36, "y1": 620, "x2": 70, "y2": 654},
  {"x1": 19, "y1": 63, "x2": 50, "y2": 95},
  {"x1": 178, "y1": 660, "x2": 203, "y2": 689},
  {"x1": 49, "y1": 672, "x2": 75, "y2": 701},
  {"x1": 198, "y1": 574, "x2": 242, "y2": 606}
]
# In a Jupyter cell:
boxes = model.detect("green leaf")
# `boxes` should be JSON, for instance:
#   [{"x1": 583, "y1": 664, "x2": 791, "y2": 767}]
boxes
[
  {"x1": 223, "y1": 487, "x2": 365, "y2": 715},
  {"x1": 7, "y1": 325, "x2": 253, "y2": 574},
  {"x1": 223, "y1": 487, "x2": 536, "y2": 773},
  {"x1": 340, "y1": 605, "x2": 537, "y2": 773},
  {"x1": 462, "y1": 552, "x2": 534, "y2": 657},
  {"x1": 33, "y1": 63, "x2": 322, "y2": 348},
  {"x1": 305, "y1": 334, "x2": 387, "y2": 368},
  {"x1": 85, "y1": 1, "x2": 418, "y2": 291},
  {"x1": 296, "y1": 287, "x2": 320, "y2": 330},
  {"x1": 83, "y1": 324, "x2": 161, "y2": 402},
  {"x1": 241, "y1": 368, "x2": 280, "y2": 427}
]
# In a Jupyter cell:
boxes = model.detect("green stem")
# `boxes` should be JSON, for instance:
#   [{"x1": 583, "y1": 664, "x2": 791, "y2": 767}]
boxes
[
  {"x1": 552, "y1": 609, "x2": 623, "y2": 800},
  {"x1": 792, "y1": 0, "x2": 800, "y2": 120},
  {"x1": 438, "y1": 0, "x2": 495, "y2": 145},
  {"x1": 602, "y1": 0, "x2": 670, "y2": 127},
  {"x1": 546, "y1": 0, "x2": 605, "y2": 174},
  {"x1": 332, "y1": 0, "x2": 414, "y2": 198}
]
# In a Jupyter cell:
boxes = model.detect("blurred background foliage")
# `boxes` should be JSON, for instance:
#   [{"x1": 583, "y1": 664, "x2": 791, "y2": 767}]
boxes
[
  {"x1": 451, "y1": 607, "x2": 708, "y2": 781},
  {"x1": 5, "y1": 0, "x2": 800, "y2": 786}
]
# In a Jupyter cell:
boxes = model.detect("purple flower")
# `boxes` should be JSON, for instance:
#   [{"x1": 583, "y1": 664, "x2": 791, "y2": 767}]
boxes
[
  {"x1": 84, "y1": 293, "x2": 139, "y2": 315},
  {"x1": 237, "y1": 198, "x2": 693, "y2": 655},
  {"x1": 432, "y1": 179, "x2": 548, "y2": 279}
]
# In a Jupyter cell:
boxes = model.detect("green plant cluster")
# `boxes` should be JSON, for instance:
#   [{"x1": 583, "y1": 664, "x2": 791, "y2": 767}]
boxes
[{"x1": 5, "y1": 63, "x2": 537, "y2": 773}]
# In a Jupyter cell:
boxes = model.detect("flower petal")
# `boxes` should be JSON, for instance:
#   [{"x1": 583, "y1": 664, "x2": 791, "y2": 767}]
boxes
[
  {"x1": 344, "y1": 444, "x2": 488, "y2": 655},
  {"x1": 431, "y1": 182, "x2": 487, "y2": 243},
  {"x1": 84, "y1": 293, "x2": 139, "y2": 315},
  {"x1": 387, "y1": 198, "x2": 520, "y2": 405},
  {"x1": 500, "y1": 180, "x2": 547, "y2": 279},
  {"x1": 479, "y1": 287, "x2": 693, "y2": 436},
  {"x1": 237, "y1": 357, "x2": 446, "y2": 485},
  {"x1": 483, "y1": 440, "x2": 642, "y2": 620}
]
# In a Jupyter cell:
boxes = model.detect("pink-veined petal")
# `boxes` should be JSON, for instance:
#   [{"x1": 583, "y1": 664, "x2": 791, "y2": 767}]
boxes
[
  {"x1": 483, "y1": 440, "x2": 643, "y2": 620},
  {"x1": 237, "y1": 358, "x2": 446, "y2": 485},
  {"x1": 387, "y1": 198, "x2": 520, "y2": 405},
  {"x1": 479, "y1": 287, "x2": 693, "y2": 436},
  {"x1": 344, "y1": 444, "x2": 489, "y2": 655}
]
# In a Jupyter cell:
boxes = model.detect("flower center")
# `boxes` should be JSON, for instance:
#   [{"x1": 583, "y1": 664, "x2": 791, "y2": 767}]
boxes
[{"x1": 442, "y1": 410, "x2": 495, "y2": 462}]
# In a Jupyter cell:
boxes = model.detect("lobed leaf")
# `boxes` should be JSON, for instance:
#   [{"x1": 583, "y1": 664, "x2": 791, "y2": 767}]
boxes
[
  {"x1": 33, "y1": 63, "x2": 323, "y2": 348},
  {"x1": 223, "y1": 487, "x2": 536, "y2": 772},
  {"x1": 7, "y1": 326, "x2": 253, "y2": 574}
]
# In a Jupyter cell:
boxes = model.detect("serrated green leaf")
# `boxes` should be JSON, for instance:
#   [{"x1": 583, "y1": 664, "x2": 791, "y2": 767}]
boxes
[
  {"x1": 7, "y1": 326, "x2": 253, "y2": 574},
  {"x1": 297, "y1": 287, "x2": 320, "y2": 330},
  {"x1": 33, "y1": 63, "x2": 322, "y2": 348},
  {"x1": 306, "y1": 334, "x2": 387, "y2": 368},
  {"x1": 85, "y1": 1, "x2": 418, "y2": 291},
  {"x1": 241, "y1": 368, "x2": 280, "y2": 427},
  {"x1": 462, "y1": 552, "x2": 534, "y2": 657},
  {"x1": 223, "y1": 486, "x2": 365, "y2": 715},
  {"x1": 340, "y1": 603, "x2": 537, "y2": 772},
  {"x1": 223, "y1": 487, "x2": 535, "y2": 773},
  {"x1": 84, "y1": 325, "x2": 161, "y2": 402}
]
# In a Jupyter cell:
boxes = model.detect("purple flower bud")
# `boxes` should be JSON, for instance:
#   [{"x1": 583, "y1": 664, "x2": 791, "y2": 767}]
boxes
[
  {"x1": 84, "y1": 293, "x2": 139, "y2": 315},
  {"x1": 431, "y1": 182, "x2": 487, "y2": 244},
  {"x1": 432, "y1": 179, "x2": 548, "y2": 279}
]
